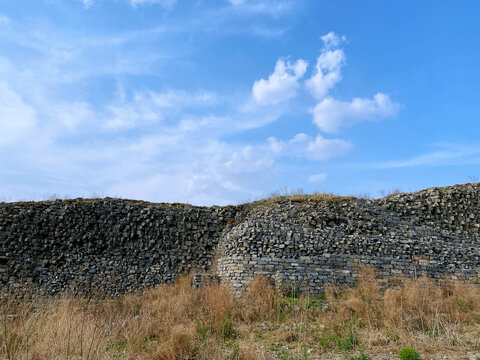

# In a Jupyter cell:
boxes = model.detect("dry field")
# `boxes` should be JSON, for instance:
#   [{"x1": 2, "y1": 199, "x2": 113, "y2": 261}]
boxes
[{"x1": 1, "y1": 267, "x2": 480, "y2": 360}]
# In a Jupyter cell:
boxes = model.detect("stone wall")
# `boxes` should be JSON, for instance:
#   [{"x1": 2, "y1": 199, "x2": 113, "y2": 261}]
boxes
[
  {"x1": 216, "y1": 183, "x2": 480, "y2": 293},
  {"x1": 0, "y1": 183, "x2": 479, "y2": 295},
  {"x1": 0, "y1": 199, "x2": 236, "y2": 294}
]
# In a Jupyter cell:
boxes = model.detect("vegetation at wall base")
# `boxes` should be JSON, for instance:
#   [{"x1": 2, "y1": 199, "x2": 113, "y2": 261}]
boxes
[
  {"x1": 350, "y1": 352, "x2": 372, "y2": 360},
  {"x1": 1, "y1": 267, "x2": 480, "y2": 359},
  {"x1": 397, "y1": 346, "x2": 422, "y2": 360}
]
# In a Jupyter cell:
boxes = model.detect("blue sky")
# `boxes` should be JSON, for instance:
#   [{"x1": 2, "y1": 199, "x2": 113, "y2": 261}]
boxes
[{"x1": 0, "y1": 0, "x2": 479, "y2": 205}]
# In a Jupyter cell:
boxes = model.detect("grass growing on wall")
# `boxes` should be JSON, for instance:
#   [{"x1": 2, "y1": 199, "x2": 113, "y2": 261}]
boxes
[
  {"x1": 1, "y1": 268, "x2": 480, "y2": 359},
  {"x1": 244, "y1": 187, "x2": 357, "y2": 206}
]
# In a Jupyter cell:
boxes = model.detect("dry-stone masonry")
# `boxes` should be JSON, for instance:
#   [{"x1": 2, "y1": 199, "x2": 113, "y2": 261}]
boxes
[
  {"x1": 0, "y1": 200, "x2": 235, "y2": 295},
  {"x1": 1, "y1": 183, "x2": 479, "y2": 295}
]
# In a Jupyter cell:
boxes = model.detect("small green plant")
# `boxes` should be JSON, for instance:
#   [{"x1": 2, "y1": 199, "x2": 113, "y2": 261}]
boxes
[
  {"x1": 398, "y1": 346, "x2": 422, "y2": 360},
  {"x1": 317, "y1": 332, "x2": 359, "y2": 352},
  {"x1": 307, "y1": 294, "x2": 326, "y2": 308},
  {"x1": 318, "y1": 333, "x2": 340, "y2": 350},
  {"x1": 269, "y1": 343, "x2": 290, "y2": 360},
  {"x1": 106, "y1": 338, "x2": 127, "y2": 353},
  {"x1": 196, "y1": 324, "x2": 213, "y2": 341},
  {"x1": 222, "y1": 309, "x2": 235, "y2": 339},
  {"x1": 385, "y1": 329, "x2": 398, "y2": 341},
  {"x1": 426, "y1": 327, "x2": 445, "y2": 338},
  {"x1": 351, "y1": 352, "x2": 371, "y2": 360},
  {"x1": 143, "y1": 337, "x2": 159, "y2": 346},
  {"x1": 226, "y1": 340, "x2": 239, "y2": 359},
  {"x1": 337, "y1": 332, "x2": 359, "y2": 351},
  {"x1": 346, "y1": 315, "x2": 365, "y2": 329},
  {"x1": 455, "y1": 296, "x2": 470, "y2": 312},
  {"x1": 299, "y1": 345, "x2": 309, "y2": 360},
  {"x1": 356, "y1": 318, "x2": 366, "y2": 328},
  {"x1": 278, "y1": 349, "x2": 290, "y2": 360}
]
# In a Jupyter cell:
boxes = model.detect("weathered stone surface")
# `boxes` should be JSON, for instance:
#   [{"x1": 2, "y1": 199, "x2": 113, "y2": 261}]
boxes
[
  {"x1": 217, "y1": 183, "x2": 480, "y2": 294},
  {"x1": 0, "y1": 183, "x2": 479, "y2": 295},
  {"x1": 0, "y1": 199, "x2": 236, "y2": 295}
]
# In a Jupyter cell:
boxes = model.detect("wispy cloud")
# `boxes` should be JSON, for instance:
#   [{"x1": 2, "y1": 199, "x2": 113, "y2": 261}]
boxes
[
  {"x1": 103, "y1": 90, "x2": 218, "y2": 130},
  {"x1": 80, "y1": 0, "x2": 177, "y2": 9},
  {"x1": 225, "y1": 0, "x2": 297, "y2": 17},
  {"x1": 259, "y1": 133, "x2": 352, "y2": 162},
  {"x1": 0, "y1": 13, "x2": 10, "y2": 24},
  {"x1": 308, "y1": 172, "x2": 327, "y2": 183},
  {"x1": 0, "y1": 83, "x2": 37, "y2": 146},
  {"x1": 320, "y1": 31, "x2": 346, "y2": 49},
  {"x1": 81, "y1": 0, "x2": 94, "y2": 9},
  {"x1": 0, "y1": 9, "x2": 397, "y2": 205},
  {"x1": 370, "y1": 144, "x2": 480, "y2": 169},
  {"x1": 304, "y1": 134, "x2": 353, "y2": 160},
  {"x1": 129, "y1": 0, "x2": 177, "y2": 8},
  {"x1": 0, "y1": 56, "x2": 338, "y2": 205},
  {"x1": 250, "y1": 24, "x2": 289, "y2": 38},
  {"x1": 0, "y1": 21, "x2": 174, "y2": 92}
]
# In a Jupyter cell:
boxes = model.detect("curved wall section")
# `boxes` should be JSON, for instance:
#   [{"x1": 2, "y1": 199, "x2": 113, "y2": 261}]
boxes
[{"x1": 216, "y1": 184, "x2": 480, "y2": 293}]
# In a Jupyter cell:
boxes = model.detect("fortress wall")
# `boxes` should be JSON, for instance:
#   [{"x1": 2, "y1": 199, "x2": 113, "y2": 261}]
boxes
[
  {"x1": 0, "y1": 183, "x2": 479, "y2": 295},
  {"x1": 0, "y1": 199, "x2": 235, "y2": 294},
  {"x1": 216, "y1": 184, "x2": 480, "y2": 293}
]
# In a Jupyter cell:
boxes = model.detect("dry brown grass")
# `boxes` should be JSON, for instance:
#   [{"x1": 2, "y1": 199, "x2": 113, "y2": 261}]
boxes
[
  {"x1": 244, "y1": 188, "x2": 356, "y2": 207},
  {"x1": 2, "y1": 268, "x2": 480, "y2": 359},
  {"x1": 324, "y1": 267, "x2": 480, "y2": 356}
]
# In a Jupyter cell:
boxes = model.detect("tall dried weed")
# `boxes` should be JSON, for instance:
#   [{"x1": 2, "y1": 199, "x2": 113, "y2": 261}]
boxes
[{"x1": 1, "y1": 268, "x2": 480, "y2": 359}]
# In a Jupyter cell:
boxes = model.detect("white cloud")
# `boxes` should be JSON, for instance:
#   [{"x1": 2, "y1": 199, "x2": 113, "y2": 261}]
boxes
[
  {"x1": 104, "y1": 130, "x2": 351, "y2": 204},
  {"x1": 306, "y1": 32, "x2": 345, "y2": 100},
  {"x1": 321, "y1": 31, "x2": 346, "y2": 50},
  {"x1": 0, "y1": 78, "x2": 353, "y2": 205},
  {"x1": 138, "y1": 90, "x2": 218, "y2": 108},
  {"x1": 305, "y1": 32, "x2": 400, "y2": 133},
  {"x1": 81, "y1": 0, "x2": 94, "y2": 9},
  {"x1": 78, "y1": 0, "x2": 178, "y2": 10},
  {"x1": 251, "y1": 25, "x2": 289, "y2": 39},
  {"x1": 304, "y1": 134, "x2": 352, "y2": 161},
  {"x1": 0, "y1": 16, "x2": 394, "y2": 205},
  {"x1": 252, "y1": 58, "x2": 308, "y2": 105},
  {"x1": 114, "y1": 131, "x2": 350, "y2": 204},
  {"x1": 225, "y1": 0, "x2": 296, "y2": 16},
  {"x1": 0, "y1": 83, "x2": 37, "y2": 146},
  {"x1": 129, "y1": 0, "x2": 177, "y2": 8},
  {"x1": 308, "y1": 172, "x2": 327, "y2": 183},
  {"x1": 54, "y1": 102, "x2": 94, "y2": 132},
  {"x1": 0, "y1": 14, "x2": 11, "y2": 24},
  {"x1": 108, "y1": 173, "x2": 210, "y2": 204},
  {"x1": 312, "y1": 93, "x2": 401, "y2": 133},
  {"x1": 102, "y1": 137, "x2": 281, "y2": 205},
  {"x1": 265, "y1": 132, "x2": 352, "y2": 162},
  {"x1": 222, "y1": 145, "x2": 276, "y2": 173},
  {"x1": 103, "y1": 89, "x2": 218, "y2": 130},
  {"x1": 104, "y1": 103, "x2": 160, "y2": 130}
]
